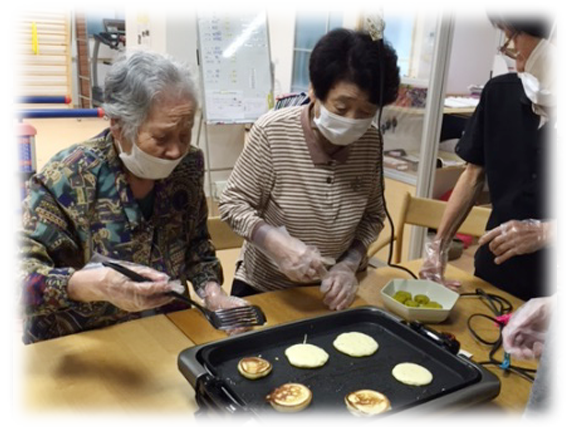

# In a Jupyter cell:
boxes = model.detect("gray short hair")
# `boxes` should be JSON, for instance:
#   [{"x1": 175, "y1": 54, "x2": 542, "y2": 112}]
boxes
[{"x1": 102, "y1": 50, "x2": 198, "y2": 143}]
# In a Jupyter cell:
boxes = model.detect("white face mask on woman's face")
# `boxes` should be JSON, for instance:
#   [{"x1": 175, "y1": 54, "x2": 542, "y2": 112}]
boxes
[
  {"x1": 117, "y1": 139, "x2": 186, "y2": 180},
  {"x1": 518, "y1": 38, "x2": 556, "y2": 108},
  {"x1": 313, "y1": 104, "x2": 374, "y2": 146}
]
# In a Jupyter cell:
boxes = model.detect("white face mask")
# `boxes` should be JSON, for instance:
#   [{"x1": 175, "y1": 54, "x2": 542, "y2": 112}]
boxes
[
  {"x1": 518, "y1": 38, "x2": 556, "y2": 108},
  {"x1": 117, "y1": 139, "x2": 186, "y2": 180},
  {"x1": 313, "y1": 104, "x2": 374, "y2": 146}
]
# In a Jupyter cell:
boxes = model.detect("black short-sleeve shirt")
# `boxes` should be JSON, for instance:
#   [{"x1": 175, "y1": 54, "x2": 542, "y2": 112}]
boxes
[{"x1": 455, "y1": 73, "x2": 553, "y2": 300}]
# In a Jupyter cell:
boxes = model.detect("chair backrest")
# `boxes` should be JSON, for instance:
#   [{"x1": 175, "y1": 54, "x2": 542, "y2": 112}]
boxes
[
  {"x1": 366, "y1": 189, "x2": 411, "y2": 259},
  {"x1": 393, "y1": 192, "x2": 491, "y2": 263},
  {"x1": 207, "y1": 217, "x2": 244, "y2": 250},
  {"x1": 403, "y1": 193, "x2": 491, "y2": 235}
]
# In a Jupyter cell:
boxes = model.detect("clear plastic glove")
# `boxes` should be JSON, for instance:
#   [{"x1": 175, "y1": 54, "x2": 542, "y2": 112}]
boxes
[
  {"x1": 67, "y1": 261, "x2": 175, "y2": 312},
  {"x1": 320, "y1": 262, "x2": 358, "y2": 311},
  {"x1": 201, "y1": 281, "x2": 253, "y2": 336},
  {"x1": 419, "y1": 239, "x2": 461, "y2": 290},
  {"x1": 479, "y1": 219, "x2": 553, "y2": 265},
  {"x1": 502, "y1": 296, "x2": 555, "y2": 360},
  {"x1": 202, "y1": 281, "x2": 250, "y2": 312},
  {"x1": 251, "y1": 224, "x2": 327, "y2": 283}
]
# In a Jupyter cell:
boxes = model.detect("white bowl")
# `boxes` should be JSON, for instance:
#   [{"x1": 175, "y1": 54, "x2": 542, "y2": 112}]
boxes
[{"x1": 380, "y1": 279, "x2": 460, "y2": 323}]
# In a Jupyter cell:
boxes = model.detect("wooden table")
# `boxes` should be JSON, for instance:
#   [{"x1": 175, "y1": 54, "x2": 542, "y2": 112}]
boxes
[
  {"x1": 168, "y1": 260, "x2": 537, "y2": 414},
  {"x1": 20, "y1": 315, "x2": 197, "y2": 412},
  {"x1": 20, "y1": 261, "x2": 536, "y2": 414}
]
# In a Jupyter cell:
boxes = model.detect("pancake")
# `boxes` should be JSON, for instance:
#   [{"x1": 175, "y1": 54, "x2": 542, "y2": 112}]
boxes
[
  {"x1": 285, "y1": 343, "x2": 329, "y2": 368},
  {"x1": 237, "y1": 357, "x2": 272, "y2": 380},
  {"x1": 333, "y1": 332, "x2": 379, "y2": 357},
  {"x1": 345, "y1": 389, "x2": 391, "y2": 416},
  {"x1": 391, "y1": 362, "x2": 433, "y2": 386},
  {"x1": 266, "y1": 383, "x2": 312, "y2": 413}
]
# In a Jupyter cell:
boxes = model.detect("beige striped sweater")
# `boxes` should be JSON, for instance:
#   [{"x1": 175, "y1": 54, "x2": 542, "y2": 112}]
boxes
[{"x1": 219, "y1": 104, "x2": 385, "y2": 292}]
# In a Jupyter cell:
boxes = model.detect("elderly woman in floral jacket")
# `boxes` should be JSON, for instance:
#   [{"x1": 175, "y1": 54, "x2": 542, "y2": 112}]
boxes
[{"x1": 20, "y1": 50, "x2": 245, "y2": 343}]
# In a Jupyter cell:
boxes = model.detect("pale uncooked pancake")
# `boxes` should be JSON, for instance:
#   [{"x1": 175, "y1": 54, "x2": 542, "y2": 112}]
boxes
[
  {"x1": 345, "y1": 389, "x2": 391, "y2": 416},
  {"x1": 266, "y1": 383, "x2": 313, "y2": 413},
  {"x1": 391, "y1": 362, "x2": 433, "y2": 386},
  {"x1": 285, "y1": 343, "x2": 329, "y2": 368},
  {"x1": 333, "y1": 332, "x2": 379, "y2": 357}
]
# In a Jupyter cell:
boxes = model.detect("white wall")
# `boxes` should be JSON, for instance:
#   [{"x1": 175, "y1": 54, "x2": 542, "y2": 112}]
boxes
[
  {"x1": 446, "y1": 15, "x2": 499, "y2": 94},
  {"x1": 557, "y1": 2, "x2": 567, "y2": 135},
  {"x1": 125, "y1": 9, "x2": 167, "y2": 53},
  {"x1": 342, "y1": 10, "x2": 361, "y2": 30},
  {"x1": 268, "y1": 9, "x2": 296, "y2": 97}
]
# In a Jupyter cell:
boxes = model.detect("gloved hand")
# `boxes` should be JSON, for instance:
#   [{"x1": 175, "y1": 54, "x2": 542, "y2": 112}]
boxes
[
  {"x1": 419, "y1": 239, "x2": 461, "y2": 290},
  {"x1": 251, "y1": 224, "x2": 327, "y2": 282},
  {"x1": 479, "y1": 219, "x2": 554, "y2": 265},
  {"x1": 502, "y1": 296, "x2": 555, "y2": 360},
  {"x1": 320, "y1": 262, "x2": 359, "y2": 311},
  {"x1": 67, "y1": 262, "x2": 175, "y2": 312},
  {"x1": 200, "y1": 281, "x2": 254, "y2": 336},
  {"x1": 201, "y1": 281, "x2": 250, "y2": 312}
]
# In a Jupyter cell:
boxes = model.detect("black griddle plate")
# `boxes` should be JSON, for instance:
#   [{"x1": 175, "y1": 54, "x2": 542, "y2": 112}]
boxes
[{"x1": 178, "y1": 307, "x2": 500, "y2": 416}]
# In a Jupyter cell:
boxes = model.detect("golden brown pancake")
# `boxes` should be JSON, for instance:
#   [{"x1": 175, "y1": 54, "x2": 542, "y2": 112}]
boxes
[
  {"x1": 345, "y1": 389, "x2": 391, "y2": 416},
  {"x1": 266, "y1": 383, "x2": 313, "y2": 413},
  {"x1": 237, "y1": 357, "x2": 272, "y2": 380}
]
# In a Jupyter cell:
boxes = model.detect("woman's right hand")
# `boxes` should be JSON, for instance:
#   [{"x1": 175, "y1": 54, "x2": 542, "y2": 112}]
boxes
[
  {"x1": 67, "y1": 264, "x2": 174, "y2": 312},
  {"x1": 275, "y1": 236, "x2": 328, "y2": 282},
  {"x1": 419, "y1": 239, "x2": 461, "y2": 290},
  {"x1": 252, "y1": 224, "x2": 327, "y2": 283}
]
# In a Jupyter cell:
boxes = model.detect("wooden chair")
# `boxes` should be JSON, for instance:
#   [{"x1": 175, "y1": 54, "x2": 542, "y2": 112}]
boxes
[
  {"x1": 207, "y1": 216, "x2": 244, "y2": 250},
  {"x1": 367, "y1": 192, "x2": 492, "y2": 263},
  {"x1": 206, "y1": 217, "x2": 244, "y2": 295}
]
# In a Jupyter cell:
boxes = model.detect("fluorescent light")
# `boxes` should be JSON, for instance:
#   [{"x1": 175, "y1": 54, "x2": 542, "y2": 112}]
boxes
[{"x1": 222, "y1": 12, "x2": 266, "y2": 59}]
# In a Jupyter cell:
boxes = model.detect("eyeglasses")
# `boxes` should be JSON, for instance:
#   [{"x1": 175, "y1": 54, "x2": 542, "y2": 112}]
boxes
[{"x1": 499, "y1": 31, "x2": 518, "y2": 60}]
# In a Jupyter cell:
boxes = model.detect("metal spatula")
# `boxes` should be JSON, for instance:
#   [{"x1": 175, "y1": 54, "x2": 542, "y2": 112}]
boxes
[{"x1": 101, "y1": 261, "x2": 266, "y2": 330}]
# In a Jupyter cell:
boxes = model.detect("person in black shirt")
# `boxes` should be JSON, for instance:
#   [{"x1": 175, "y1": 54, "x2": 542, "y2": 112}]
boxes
[{"x1": 420, "y1": 17, "x2": 555, "y2": 301}]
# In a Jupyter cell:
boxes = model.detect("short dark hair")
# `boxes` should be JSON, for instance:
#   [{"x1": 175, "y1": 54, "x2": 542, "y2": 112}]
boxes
[
  {"x1": 557, "y1": 179, "x2": 567, "y2": 259},
  {"x1": 309, "y1": 28, "x2": 400, "y2": 107},
  {"x1": 484, "y1": 2, "x2": 557, "y2": 39}
]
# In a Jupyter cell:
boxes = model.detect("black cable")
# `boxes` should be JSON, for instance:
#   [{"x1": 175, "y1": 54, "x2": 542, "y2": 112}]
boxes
[
  {"x1": 376, "y1": 38, "x2": 418, "y2": 279},
  {"x1": 462, "y1": 289, "x2": 537, "y2": 382},
  {"x1": 460, "y1": 289, "x2": 513, "y2": 316}
]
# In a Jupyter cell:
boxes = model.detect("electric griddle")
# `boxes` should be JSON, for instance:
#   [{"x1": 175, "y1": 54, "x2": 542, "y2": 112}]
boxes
[{"x1": 178, "y1": 306, "x2": 500, "y2": 417}]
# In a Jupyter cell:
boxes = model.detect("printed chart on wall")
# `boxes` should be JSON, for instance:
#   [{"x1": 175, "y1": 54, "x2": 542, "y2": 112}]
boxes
[
  {"x1": 136, "y1": 3, "x2": 152, "y2": 48},
  {"x1": 197, "y1": 11, "x2": 273, "y2": 124}
]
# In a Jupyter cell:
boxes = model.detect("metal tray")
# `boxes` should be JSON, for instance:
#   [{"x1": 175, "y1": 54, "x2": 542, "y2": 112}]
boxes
[{"x1": 178, "y1": 306, "x2": 500, "y2": 417}]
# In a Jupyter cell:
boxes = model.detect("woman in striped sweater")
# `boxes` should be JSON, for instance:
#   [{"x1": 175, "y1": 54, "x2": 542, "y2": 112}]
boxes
[{"x1": 220, "y1": 29, "x2": 400, "y2": 311}]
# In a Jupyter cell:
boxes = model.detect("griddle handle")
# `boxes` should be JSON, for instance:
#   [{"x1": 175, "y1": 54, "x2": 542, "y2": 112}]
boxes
[
  {"x1": 196, "y1": 374, "x2": 246, "y2": 415},
  {"x1": 408, "y1": 321, "x2": 461, "y2": 355}
]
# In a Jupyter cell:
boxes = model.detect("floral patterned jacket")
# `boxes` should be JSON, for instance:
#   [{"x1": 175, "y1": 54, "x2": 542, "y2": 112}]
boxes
[{"x1": 20, "y1": 129, "x2": 222, "y2": 343}]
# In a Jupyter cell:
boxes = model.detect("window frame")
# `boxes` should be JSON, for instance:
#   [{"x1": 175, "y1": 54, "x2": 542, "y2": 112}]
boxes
[{"x1": 290, "y1": 2, "x2": 345, "y2": 93}]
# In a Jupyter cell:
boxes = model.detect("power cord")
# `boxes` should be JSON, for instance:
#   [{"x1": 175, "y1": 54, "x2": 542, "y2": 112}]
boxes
[{"x1": 461, "y1": 289, "x2": 537, "y2": 383}]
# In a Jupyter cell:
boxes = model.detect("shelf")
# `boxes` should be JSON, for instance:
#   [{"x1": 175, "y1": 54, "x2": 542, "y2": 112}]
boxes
[{"x1": 384, "y1": 104, "x2": 475, "y2": 116}]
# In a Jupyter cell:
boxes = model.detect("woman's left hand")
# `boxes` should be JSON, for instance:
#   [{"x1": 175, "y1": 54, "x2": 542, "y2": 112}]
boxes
[
  {"x1": 320, "y1": 263, "x2": 358, "y2": 311},
  {"x1": 478, "y1": 219, "x2": 554, "y2": 265}
]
